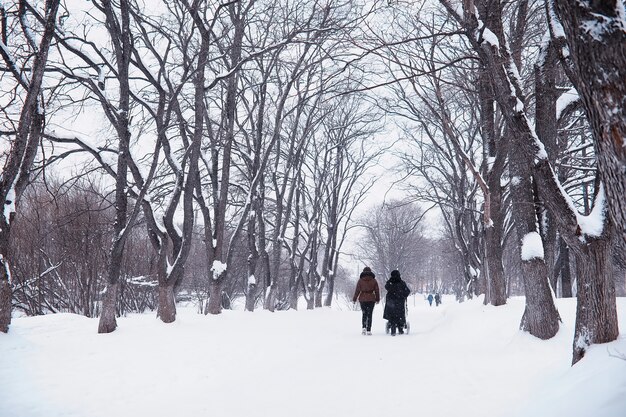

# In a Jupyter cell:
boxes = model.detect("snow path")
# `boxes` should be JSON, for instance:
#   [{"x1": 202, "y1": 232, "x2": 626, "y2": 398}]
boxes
[{"x1": 1, "y1": 297, "x2": 625, "y2": 417}]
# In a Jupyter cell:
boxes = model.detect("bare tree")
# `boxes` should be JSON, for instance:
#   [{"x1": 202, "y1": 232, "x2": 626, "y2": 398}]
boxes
[
  {"x1": 318, "y1": 96, "x2": 383, "y2": 307},
  {"x1": 93, "y1": 0, "x2": 135, "y2": 333},
  {"x1": 357, "y1": 200, "x2": 427, "y2": 281},
  {"x1": 0, "y1": 0, "x2": 61, "y2": 333}
]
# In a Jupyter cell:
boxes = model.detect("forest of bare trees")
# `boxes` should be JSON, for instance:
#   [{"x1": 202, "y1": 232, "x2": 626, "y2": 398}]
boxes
[{"x1": 2, "y1": 0, "x2": 625, "y2": 365}]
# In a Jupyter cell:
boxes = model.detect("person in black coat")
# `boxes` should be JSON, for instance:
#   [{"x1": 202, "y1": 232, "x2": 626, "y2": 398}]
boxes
[{"x1": 383, "y1": 270, "x2": 411, "y2": 336}]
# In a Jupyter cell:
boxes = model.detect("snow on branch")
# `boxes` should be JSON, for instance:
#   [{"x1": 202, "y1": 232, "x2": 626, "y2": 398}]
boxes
[
  {"x1": 481, "y1": 27, "x2": 500, "y2": 48},
  {"x1": 0, "y1": 40, "x2": 30, "y2": 89},
  {"x1": 43, "y1": 128, "x2": 117, "y2": 179},
  {"x1": 577, "y1": 183, "x2": 607, "y2": 239},
  {"x1": 556, "y1": 87, "x2": 580, "y2": 121}
]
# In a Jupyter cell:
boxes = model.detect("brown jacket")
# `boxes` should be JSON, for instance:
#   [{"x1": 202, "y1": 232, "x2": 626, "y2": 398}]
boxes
[{"x1": 353, "y1": 272, "x2": 380, "y2": 303}]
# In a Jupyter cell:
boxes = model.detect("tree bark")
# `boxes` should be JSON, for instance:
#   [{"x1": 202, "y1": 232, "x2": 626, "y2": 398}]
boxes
[
  {"x1": 98, "y1": 282, "x2": 119, "y2": 333},
  {"x1": 519, "y1": 258, "x2": 560, "y2": 339},
  {"x1": 156, "y1": 283, "x2": 176, "y2": 324},
  {"x1": 571, "y1": 235, "x2": 618, "y2": 364},
  {"x1": 208, "y1": 279, "x2": 224, "y2": 315}
]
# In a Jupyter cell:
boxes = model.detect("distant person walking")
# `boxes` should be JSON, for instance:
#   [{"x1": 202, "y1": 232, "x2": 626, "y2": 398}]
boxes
[
  {"x1": 383, "y1": 270, "x2": 411, "y2": 336},
  {"x1": 353, "y1": 267, "x2": 380, "y2": 335},
  {"x1": 435, "y1": 293, "x2": 441, "y2": 306},
  {"x1": 427, "y1": 293, "x2": 433, "y2": 306}
]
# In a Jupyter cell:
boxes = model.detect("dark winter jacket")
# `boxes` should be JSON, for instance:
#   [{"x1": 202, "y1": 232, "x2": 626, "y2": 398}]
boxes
[
  {"x1": 383, "y1": 271, "x2": 411, "y2": 321},
  {"x1": 353, "y1": 268, "x2": 380, "y2": 303}
]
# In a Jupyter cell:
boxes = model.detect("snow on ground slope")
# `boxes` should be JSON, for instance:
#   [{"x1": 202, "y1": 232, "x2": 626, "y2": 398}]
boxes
[{"x1": 1, "y1": 297, "x2": 625, "y2": 417}]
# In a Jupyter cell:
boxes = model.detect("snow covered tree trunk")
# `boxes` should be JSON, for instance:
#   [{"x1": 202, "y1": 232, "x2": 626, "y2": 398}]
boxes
[
  {"x1": 510, "y1": 128, "x2": 560, "y2": 339},
  {"x1": 571, "y1": 235, "x2": 618, "y2": 364},
  {"x1": 551, "y1": 0, "x2": 626, "y2": 248},
  {"x1": 0, "y1": 0, "x2": 61, "y2": 333}
]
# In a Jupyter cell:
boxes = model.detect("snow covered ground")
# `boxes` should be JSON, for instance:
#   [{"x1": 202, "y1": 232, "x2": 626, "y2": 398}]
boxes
[{"x1": 1, "y1": 296, "x2": 625, "y2": 417}]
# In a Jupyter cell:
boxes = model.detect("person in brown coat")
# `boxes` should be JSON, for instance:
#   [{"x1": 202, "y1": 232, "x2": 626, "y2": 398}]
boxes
[{"x1": 352, "y1": 266, "x2": 380, "y2": 335}]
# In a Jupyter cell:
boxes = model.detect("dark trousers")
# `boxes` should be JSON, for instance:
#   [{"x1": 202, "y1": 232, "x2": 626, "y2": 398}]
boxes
[
  {"x1": 389, "y1": 318, "x2": 405, "y2": 334},
  {"x1": 360, "y1": 301, "x2": 375, "y2": 331}
]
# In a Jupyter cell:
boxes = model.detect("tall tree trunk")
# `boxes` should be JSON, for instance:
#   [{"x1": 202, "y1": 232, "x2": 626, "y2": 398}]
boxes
[
  {"x1": 479, "y1": 54, "x2": 507, "y2": 307},
  {"x1": 484, "y1": 184, "x2": 506, "y2": 306},
  {"x1": 571, "y1": 235, "x2": 618, "y2": 364},
  {"x1": 206, "y1": 3, "x2": 245, "y2": 315},
  {"x1": 97, "y1": 0, "x2": 133, "y2": 333}
]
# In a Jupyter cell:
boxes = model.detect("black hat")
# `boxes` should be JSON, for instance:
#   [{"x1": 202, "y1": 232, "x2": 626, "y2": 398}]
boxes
[
  {"x1": 391, "y1": 270, "x2": 400, "y2": 278},
  {"x1": 363, "y1": 266, "x2": 372, "y2": 273}
]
